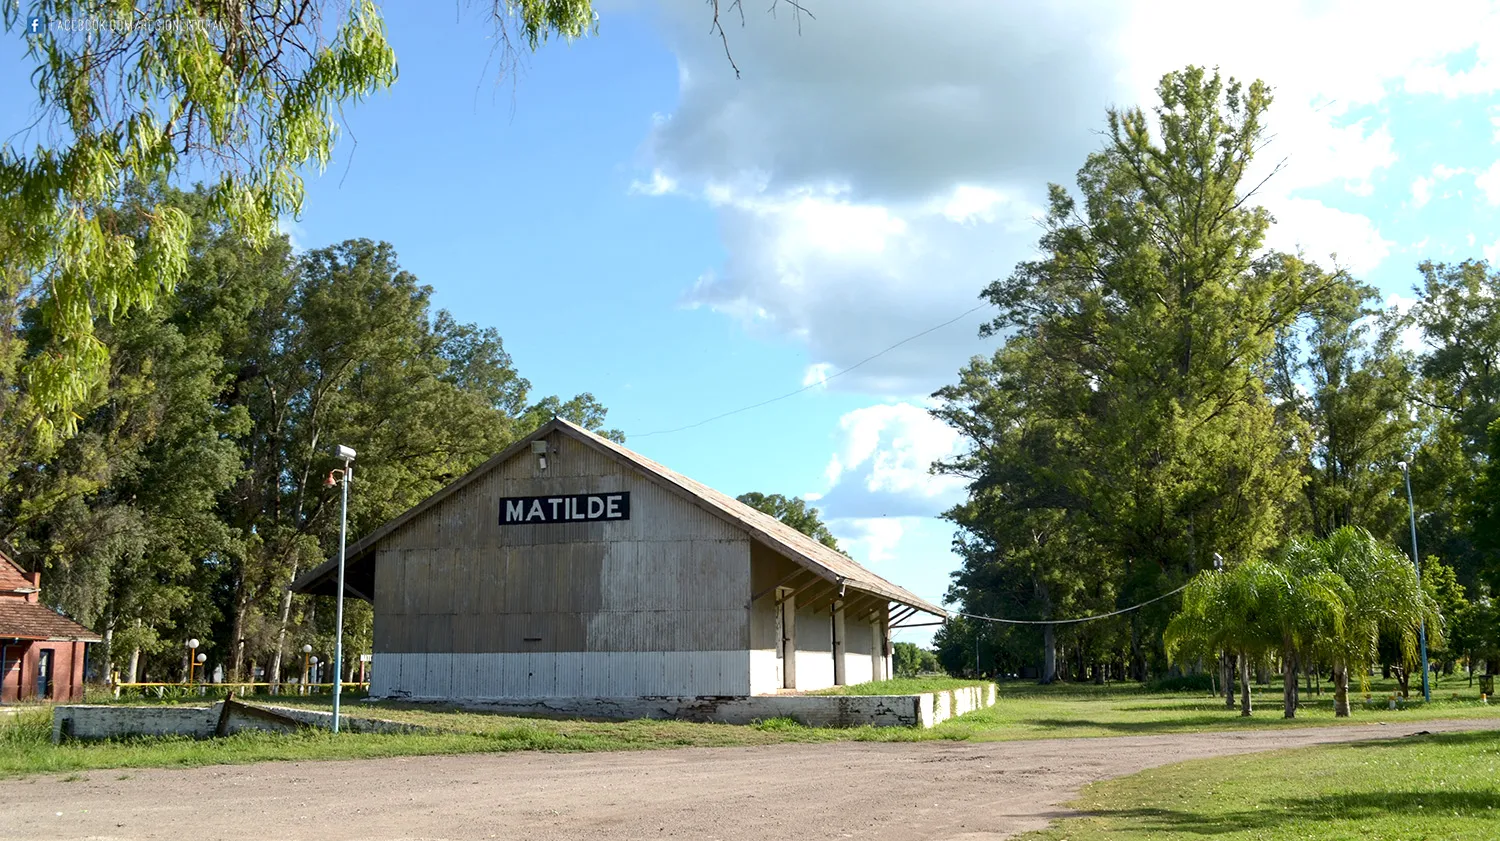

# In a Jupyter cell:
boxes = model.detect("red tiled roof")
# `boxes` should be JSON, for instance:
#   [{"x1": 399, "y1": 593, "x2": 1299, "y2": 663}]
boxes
[
  {"x1": 0, "y1": 550, "x2": 32, "y2": 593},
  {"x1": 0, "y1": 600, "x2": 101, "y2": 642}
]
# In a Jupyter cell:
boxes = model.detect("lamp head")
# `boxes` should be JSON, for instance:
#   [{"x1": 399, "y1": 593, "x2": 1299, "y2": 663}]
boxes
[
  {"x1": 186, "y1": 638, "x2": 199, "y2": 649},
  {"x1": 1397, "y1": 460, "x2": 1408, "y2": 472},
  {"x1": 195, "y1": 653, "x2": 207, "y2": 664},
  {"x1": 301, "y1": 644, "x2": 313, "y2": 654},
  {"x1": 309, "y1": 656, "x2": 319, "y2": 665},
  {"x1": 335, "y1": 444, "x2": 356, "y2": 462}
]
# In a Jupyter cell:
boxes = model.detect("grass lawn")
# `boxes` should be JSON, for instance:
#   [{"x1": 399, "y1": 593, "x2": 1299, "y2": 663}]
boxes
[
  {"x1": 2, "y1": 672, "x2": 1496, "y2": 777},
  {"x1": 808, "y1": 676, "x2": 990, "y2": 695},
  {"x1": 1019, "y1": 728, "x2": 1500, "y2": 840}
]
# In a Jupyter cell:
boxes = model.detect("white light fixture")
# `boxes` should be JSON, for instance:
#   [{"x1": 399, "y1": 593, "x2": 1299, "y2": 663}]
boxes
[
  {"x1": 186, "y1": 638, "x2": 199, "y2": 650},
  {"x1": 532, "y1": 440, "x2": 549, "y2": 470},
  {"x1": 301, "y1": 644, "x2": 312, "y2": 655},
  {"x1": 309, "y1": 656, "x2": 319, "y2": 665},
  {"x1": 195, "y1": 653, "x2": 207, "y2": 664},
  {"x1": 336, "y1": 444, "x2": 356, "y2": 461}
]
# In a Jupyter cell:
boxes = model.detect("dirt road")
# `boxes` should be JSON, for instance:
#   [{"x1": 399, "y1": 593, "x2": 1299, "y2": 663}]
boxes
[{"x1": 4, "y1": 718, "x2": 1497, "y2": 841}]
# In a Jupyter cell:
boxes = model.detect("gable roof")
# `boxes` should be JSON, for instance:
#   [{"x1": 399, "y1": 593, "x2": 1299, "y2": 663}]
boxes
[
  {"x1": 291, "y1": 418, "x2": 944, "y2": 617},
  {"x1": 0, "y1": 600, "x2": 102, "y2": 642},
  {"x1": 0, "y1": 550, "x2": 100, "y2": 642},
  {"x1": 0, "y1": 550, "x2": 34, "y2": 594}
]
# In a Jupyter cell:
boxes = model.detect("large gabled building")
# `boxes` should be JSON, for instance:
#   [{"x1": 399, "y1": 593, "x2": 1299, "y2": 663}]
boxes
[{"x1": 292, "y1": 418, "x2": 943, "y2": 700}]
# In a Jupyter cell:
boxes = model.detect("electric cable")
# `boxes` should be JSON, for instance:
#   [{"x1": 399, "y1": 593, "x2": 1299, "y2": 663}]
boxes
[
  {"x1": 950, "y1": 581, "x2": 1191, "y2": 626},
  {"x1": 630, "y1": 302, "x2": 993, "y2": 438}
]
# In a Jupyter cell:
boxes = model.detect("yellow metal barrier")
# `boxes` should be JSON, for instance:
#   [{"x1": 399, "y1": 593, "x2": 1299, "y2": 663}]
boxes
[{"x1": 111, "y1": 681, "x2": 369, "y2": 700}]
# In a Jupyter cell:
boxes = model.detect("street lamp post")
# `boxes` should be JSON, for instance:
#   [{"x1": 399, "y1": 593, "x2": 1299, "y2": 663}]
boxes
[
  {"x1": 185, "y1": 638, "x2": 200, "y2": 683},
  {"x1": 1397, "y1": 460, "x2": 1431, "y2": 703},
  {"x1": 330, "y1": 444, "x2": 356, "y2": 734},
  {"x1": 301, "y1": 644, "x2": 313, "y2": 696}
]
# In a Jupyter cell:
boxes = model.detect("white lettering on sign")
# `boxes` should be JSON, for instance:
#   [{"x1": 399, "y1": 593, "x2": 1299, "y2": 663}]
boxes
[{"x1": 499, "y1": 492, "x2": 632, "y2": 525}]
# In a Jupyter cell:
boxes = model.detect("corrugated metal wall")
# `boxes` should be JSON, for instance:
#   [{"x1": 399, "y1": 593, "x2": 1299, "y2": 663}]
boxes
[{"x1": 371, "y1": 431, "x2": 754, "y2": 697}]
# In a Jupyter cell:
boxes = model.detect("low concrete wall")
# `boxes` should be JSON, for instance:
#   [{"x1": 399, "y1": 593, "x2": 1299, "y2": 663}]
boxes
[
  {"x1": 447, "y1": 683, "x2": 1000, "y2": 729},
  {"x1": 52, "y1": 702, "x2": 424, "y2": 743}
]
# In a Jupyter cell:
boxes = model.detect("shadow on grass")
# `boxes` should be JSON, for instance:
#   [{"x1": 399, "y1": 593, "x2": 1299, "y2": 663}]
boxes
[
  {"x1": 1080, "y1": 791, "x2": 1500, "y2": 835},
  {"x1": 1340, "y1": 730, "x2": 1500, "y2": 750},
  {"x1": 1021, "y1": 716, "x2": 1266, "y2": 734}
]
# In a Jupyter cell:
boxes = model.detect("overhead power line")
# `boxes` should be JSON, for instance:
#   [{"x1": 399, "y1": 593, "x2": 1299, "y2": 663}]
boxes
[
  {"x1": 955, "y1": 582, "x2": 1191, "y2": 626},
  {"x1": 631, "y1": 302, "x2": 994, "y2": 438}
]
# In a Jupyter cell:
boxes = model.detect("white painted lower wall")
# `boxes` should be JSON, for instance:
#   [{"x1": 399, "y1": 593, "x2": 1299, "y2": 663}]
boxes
[
  {"x1": 749, "y1": 648, "x2": 781, "y2": 695},
  {"x1": 372, "y1": 651, "x2": 753, "y2": 699},
  {"x1": 844, "y1": 652, "x2": 874, "y2": 686},
  {"x1": 793, "y1": 649, "x2": 835, "y2": 691}
]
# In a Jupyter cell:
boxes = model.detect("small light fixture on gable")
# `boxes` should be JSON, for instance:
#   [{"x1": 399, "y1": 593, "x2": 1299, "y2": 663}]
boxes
[{"x1": 532, "y1": 440, "x2": 549, "y2": 470}]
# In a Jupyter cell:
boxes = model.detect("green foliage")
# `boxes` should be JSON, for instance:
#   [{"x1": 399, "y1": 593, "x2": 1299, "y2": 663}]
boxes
[
  {"x1": 0, "y1": 184, "x2": 623, "y2": 686},
  {"x1": 891, "y1": 642, "x2": 943, "y2": 677},
  {"x1": 935, "y1": 66, "x2": 1338, "y2": 682},
  {"x1": 735, "y1": 492, "x2": 840, "y2": 550},
  {"x1": 3, "y1": 1, "x2": 399, "y2": 438}
]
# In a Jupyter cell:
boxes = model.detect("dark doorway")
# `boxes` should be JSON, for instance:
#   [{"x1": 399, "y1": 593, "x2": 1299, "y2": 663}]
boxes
[{"x1": 37, "y1": 649, "x2": 54, "y2": 700}]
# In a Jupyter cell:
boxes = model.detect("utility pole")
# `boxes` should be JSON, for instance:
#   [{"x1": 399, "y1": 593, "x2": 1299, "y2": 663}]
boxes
[{"x1": 1398, "y1": 460, "x2": 1431, "y2": 703}]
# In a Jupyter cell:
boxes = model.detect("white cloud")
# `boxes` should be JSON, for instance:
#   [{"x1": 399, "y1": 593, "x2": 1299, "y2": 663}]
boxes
[
  {"x1": 1262, "y1": 197, "x2": 1393, "y2": 274},
  {"x1": 636, "y1": 0, "x2": 1500, "y2": 396},
  {"x1": 1485, "y1": 239, "x2": 1500, "y2": 265},
  {"x1": 276, "y1": 215, "x2": 308, "y2": 251},
  {"x1": 816, "y1": 402, "x2": 967, "y2": 519},
  {"x1": 629, "y1": 168, "x2": 678, "y2": 196},
  {"x1": 1412, "y1": 176, "x2": 1434, "y2": 208},
  {"x1": 1385, "y1": 292, "x2": 1426, "y2": 354},
  {"x1": 802, "y1": 362, "x2": 834, "y2": 388},
  {"x1": 831, "y1": 517, "x2": 907, "y2": 564},
  {"x1": 1476, "y1": 160, "x2": 1500, "y2": 205}
]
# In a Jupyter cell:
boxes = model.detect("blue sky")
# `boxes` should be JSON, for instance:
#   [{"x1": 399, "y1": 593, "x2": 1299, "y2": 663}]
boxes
[{"x1": 8, "y1": 2, "x2": 1500, "y2": 647}]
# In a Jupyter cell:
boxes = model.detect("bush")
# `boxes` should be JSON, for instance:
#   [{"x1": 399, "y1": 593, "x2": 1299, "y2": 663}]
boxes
[{"x1": 1146, "y1": 673, "x2": 1215, "y2": 692}]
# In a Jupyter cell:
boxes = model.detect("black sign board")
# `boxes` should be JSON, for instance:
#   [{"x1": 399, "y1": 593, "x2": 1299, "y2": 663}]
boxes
[{"x1": 498, "y1": 492, "x2": 631, "y2": 525}]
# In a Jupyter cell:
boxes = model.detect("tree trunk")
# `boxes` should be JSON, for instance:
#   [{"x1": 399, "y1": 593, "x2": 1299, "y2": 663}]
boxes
[
  {"x1": 1224, "y1": 652, "x2": 1237, "y2": 709},
  {"x1": 127, "y1": 646, "x2": 141, "y2": 684},
  {"x1": 1396, "y1": 663, "x2": 1410, "y2": 698},
  {"x1": 1093, "y1": 661, "x2": 1105, "y2": 685},
  {"x1": 1282, "y1": 654, "x2": 1297, "y2": 719},
  {"x1": 1256, "y1": 659, "x2": 1269, "y2": 685},
  {"x1": 1333, "y1": 661, "x2": 1350, "y2": 717},
  {"x1": 229, "y1": 594, "x2": 252, "y2": 682},
  {"x1": 1041, "y1": 623, "x2": 1057, "y2": 684},
  {"x1": 1130, "y1": 615, "x2": 1145, "y2": 681},
  {"x1": 1239, "y1": 652, "x2": 1252, "y2": 717},
  {"x1": 267, "y1": 564, "x2": 300, "y2": 691}
]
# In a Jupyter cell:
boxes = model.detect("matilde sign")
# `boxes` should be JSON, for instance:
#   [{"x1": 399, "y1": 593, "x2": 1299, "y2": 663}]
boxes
[{"x1": 499, "y1": 492, "x2": 631, "y2": 525}]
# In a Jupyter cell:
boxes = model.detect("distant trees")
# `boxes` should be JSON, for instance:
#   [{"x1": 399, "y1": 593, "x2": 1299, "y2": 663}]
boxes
[
  {"x1": 735, "y1": 492, "x2": 841, "y2": 550},
  {"x1": 892, "y1": 642, "x2": 941, "y2": 678},
  {"x1": 2, "y1": 185, "x2": 622, "y2": 684}
]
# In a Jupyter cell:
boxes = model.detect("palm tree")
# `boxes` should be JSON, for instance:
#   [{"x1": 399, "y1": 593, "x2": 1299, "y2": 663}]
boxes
[
  {"x1": 1288, "y1": 527, "x2": 1442, "y2": 717},
  {"x1": 1167, "y1": 557, "x2": 1348, "y2": 719}
]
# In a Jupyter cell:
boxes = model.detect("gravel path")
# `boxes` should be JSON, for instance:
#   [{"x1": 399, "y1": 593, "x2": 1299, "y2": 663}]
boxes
[{"x1": 5, "y1": 718, "x2": 1498, "y2": 841}]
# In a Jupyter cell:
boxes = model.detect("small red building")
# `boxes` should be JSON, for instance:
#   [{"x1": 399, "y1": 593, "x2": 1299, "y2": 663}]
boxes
[{"x1": 0, "y1": 550, "x2": 99, "y2": 703}]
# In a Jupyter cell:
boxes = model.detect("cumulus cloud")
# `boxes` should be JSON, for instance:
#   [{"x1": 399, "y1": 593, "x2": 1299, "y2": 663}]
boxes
[
  {"x1": 1476, "y1": 160, "x2": 1500, "y2": 205},
  {"x1": 632, "y1": 1, "x2": 1499, "y2": 397},
  {"x1": 814, "y1": 402, "x2": 967, "y2": 520},
  {"x1": 831, "y1": 517, "x2": 907, "y2": 564}
]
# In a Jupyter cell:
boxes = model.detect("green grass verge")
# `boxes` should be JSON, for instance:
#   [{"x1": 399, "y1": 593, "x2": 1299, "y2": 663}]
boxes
[
  {"x1": 3, "y1": 672, "x2": 1495, "y2": 777},
  {"x1": 1019, "y1": 728, "x2": 1500, "y2": 840},
  {"x1": 808, "y1": 677, "x2": 991, "y2": 695}
]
